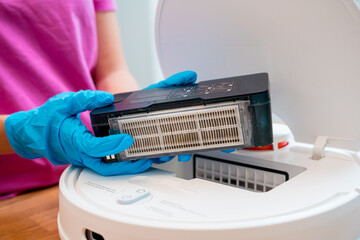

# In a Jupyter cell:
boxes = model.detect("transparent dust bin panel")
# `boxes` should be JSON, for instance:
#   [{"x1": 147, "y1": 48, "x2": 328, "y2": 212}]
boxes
[{"x1": 106, "y1": 101, "x2": 252, "y2": 161}]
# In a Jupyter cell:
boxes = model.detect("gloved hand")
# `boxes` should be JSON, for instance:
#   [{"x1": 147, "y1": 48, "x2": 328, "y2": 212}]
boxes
[
  {"x1": 145, "y1": 71, "x2": 198, "y2": 164},
  {"x1": 144, "y1": 71, "x2": 197, "y2": 90},
  {"x1": 5, "y1": 90, "x2": 152, "y2": 176},
  {"x1": 5, "y1": 71, "x2": 198, "y2": 176}
]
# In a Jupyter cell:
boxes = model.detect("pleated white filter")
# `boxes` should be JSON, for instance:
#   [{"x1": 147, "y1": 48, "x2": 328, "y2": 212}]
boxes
[{"x1": 115, "y1": 104, "x2": 245, "y2": 158}]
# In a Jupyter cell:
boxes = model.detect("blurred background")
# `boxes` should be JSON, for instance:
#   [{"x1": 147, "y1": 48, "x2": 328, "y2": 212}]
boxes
[{"x1": 115, "y1": 0, "x2": 163, "y2": 88}]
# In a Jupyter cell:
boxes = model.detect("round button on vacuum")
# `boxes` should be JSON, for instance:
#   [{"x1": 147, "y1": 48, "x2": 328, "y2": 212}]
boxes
[{"x1": 136, "y1": 189, "x2": 145, "y2": 193}]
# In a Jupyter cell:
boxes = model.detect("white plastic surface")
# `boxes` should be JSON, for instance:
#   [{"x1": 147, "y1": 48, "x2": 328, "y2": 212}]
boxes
[
  {"x1": 58, "y1": 143, "x2": 360, "y2": 239},
  {"x1": 155, "y1": 0, "x2": 360, "y2": 150}
]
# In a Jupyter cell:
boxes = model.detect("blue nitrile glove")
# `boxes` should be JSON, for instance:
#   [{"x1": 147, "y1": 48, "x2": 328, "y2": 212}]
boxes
[
  {"x1": 144, "y1": 71, "x2": 197, "y2": 90},
  {"x1": 145, "y1": 71, "x2": 197, "y2": 164},
  {"x1": 5, "y1": 90, "x2": 152, "y2": 176}
]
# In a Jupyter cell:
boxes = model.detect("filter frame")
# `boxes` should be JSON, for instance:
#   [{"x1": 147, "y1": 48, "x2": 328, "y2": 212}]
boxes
[{"x1": 106, "y1": 101, "x2": 253, "y2": 161}]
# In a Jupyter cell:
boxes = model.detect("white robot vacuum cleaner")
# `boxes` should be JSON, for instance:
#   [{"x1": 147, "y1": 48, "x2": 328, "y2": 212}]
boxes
[{"x1": 58, "y1": 0, "x2": 360, "y2": 239}]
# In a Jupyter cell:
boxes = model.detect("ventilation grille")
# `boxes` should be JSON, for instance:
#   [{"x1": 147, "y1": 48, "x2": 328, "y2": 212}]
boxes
[
  {"x1": 195, "y1": 157, "x2": 287, "y2": 192},
  {"x1": 113, "y1": 104, "x2": 244, "y2": 158}
]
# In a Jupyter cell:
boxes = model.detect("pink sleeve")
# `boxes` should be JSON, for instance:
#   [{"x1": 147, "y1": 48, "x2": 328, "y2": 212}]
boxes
[{"x1": 93, "y1": 0, "x2": 117, "y2": 12}]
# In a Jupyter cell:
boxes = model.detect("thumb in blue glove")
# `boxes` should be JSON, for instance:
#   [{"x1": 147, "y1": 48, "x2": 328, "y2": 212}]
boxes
[
  {"x1": 144, "y1": 71, "x2": 197, "y2": 90},
  {"x1": 5, "y1": 90, "x2": 152, "y2": 176}
]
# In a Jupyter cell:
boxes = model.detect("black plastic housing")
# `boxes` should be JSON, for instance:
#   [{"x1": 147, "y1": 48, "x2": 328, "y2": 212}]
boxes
[{"x1": 91, "y1": 73, "x2": 273, "y2": 162}]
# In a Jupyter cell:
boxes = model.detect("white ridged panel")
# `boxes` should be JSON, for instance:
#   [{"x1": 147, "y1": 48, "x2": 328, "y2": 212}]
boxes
[
  {"x1": 116, "y1": 104, "x2": 244, "y2": 158},
  {"x1": 195, "y1": 158, "x2": 287, "y2": 192}
]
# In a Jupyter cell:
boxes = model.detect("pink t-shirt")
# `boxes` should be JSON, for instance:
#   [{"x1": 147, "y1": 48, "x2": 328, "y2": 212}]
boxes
[{"x1": 0, "y1": 0, "x2": 116, "y2": 199}]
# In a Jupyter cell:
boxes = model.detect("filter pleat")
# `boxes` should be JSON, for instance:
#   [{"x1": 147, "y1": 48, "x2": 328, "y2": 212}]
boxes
[{"x1": 113, "y1": 104, "x2": 245, "y2": 158}]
